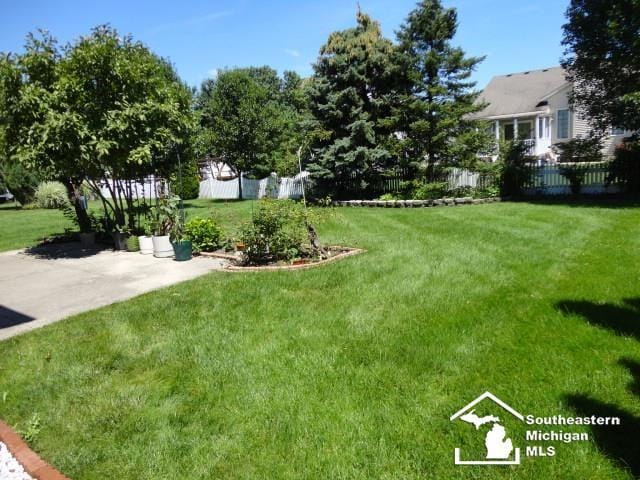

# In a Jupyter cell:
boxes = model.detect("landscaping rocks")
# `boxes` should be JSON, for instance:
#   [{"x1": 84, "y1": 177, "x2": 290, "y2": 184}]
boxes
[
  {"x1": 0, "y1": 441, "x2": 33, "y2": 480},
  {"x1": 332, "y1": 197, "x2": 502, "y2": 209}
]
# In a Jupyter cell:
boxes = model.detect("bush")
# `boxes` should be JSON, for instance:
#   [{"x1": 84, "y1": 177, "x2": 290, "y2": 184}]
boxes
[
  {"x1": 498, "y1": 140, "x2": 534, "y2": 196},
  {"x1": 241, "y1": 199, "x2": 316, "y2": 264},
  {"x1": 171, "y1": 158, "x2": 201, "y2": 200},
  {"x1": 35, "y1": 181, "x2": 70, "y2": 209},
  {"x1": 184, "y1": 217, "x2": 223, "y2": 253},
  {"x1": 553, "y1": 137, "x2": 604, "y2": 195},
  {"x1": 553, "y1": 136, "x2": 603, "y2": 163},
  {"x1": 378, "y1": 193, "x2": 400, "y2": 201},
  {"x1": 412, "y1": 182, "x2": 449, "y2": 200},
  {"x1": 0, "y1": 160, "x2": 42, "y2": 205},
  {"x1": 607, "y1": 139, "x2": 640, "y2": 193},
  {"x1": 126, "y1": 235, "x2": 140, "y2": 252}
]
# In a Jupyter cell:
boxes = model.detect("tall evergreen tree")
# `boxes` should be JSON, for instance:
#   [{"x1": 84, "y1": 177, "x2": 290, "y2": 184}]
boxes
[
  {"x1": 396, "y1": 0, "x2": 489, "y2": 173},
  {"x1": 561, "y1": 0, "x2": 640, "y2": 132},
  {"x1": 307, "y1": 9, "x2": 402, "y2": 195}
]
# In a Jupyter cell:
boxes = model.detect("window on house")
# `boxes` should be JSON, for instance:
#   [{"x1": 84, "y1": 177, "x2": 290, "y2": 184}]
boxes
[{"x1": 557, "y1": 109, "x2": 569, "y2": 139}]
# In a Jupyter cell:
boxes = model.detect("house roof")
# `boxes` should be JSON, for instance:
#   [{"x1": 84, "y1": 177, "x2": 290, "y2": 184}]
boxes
[{"x1": 471, "y1": 66, "x2": 569, "y2": 119}]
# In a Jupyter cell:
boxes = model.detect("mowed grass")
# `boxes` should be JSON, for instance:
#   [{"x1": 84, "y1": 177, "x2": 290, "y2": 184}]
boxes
[
  {"x1": 0, "y1": 203, "x2": 73, "y2": 251},
  {"x1": 1, "y1": 200, "x2": 640, "y2": 479}
]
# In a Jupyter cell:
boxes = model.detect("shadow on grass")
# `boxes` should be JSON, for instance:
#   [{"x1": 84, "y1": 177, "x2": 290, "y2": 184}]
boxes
[
  {"x1": 557, "y1": 298, "x2": 640, "y2": 477},
  {"x1": 0, "y1": 305, "x2": 35, "y2": 329},
  {"x1": 556, "y1": 298, "x2": 640, "y2": 340},
  {"x1": 565, "y1": 392, "x2": 640, "y2": 477}
]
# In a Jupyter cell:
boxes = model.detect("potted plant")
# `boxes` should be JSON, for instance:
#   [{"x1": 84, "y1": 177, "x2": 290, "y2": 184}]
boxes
[
  {"x1": 138, "y1": 223, "x2": 154, "y2": 255},
  {"x1": 126, "y1": 235, "x2": 140, "y2": 252},
  {"x1": 151, "y1": 196, "x2": 178, "y2": 258},
  {"x1": 171, "y1": 219, "x2": 192, "y2": 262},
  {"x1": 112, "y1": 226, "x2": 129, "y2": 251}
]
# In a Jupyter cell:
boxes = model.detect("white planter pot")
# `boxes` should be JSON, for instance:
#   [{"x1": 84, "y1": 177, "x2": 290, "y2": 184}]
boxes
[
  {"x1": 152, "y1": 235, "x2": 173, "y2": 258},
  {"x1": 138, "y1": 235, "x2": 154, "y2": 255}
]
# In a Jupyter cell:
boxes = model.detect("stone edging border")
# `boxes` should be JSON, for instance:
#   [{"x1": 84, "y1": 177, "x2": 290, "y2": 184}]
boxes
[
  {"x1": 0, "y1": 420, "x2": 70, "y2": 480},
  {"x1": 222, "y1": 247, "x2": 364, "y2": 272},
  {"x1": 332, "y1": 196, "x2": 503, "y2": 208}
]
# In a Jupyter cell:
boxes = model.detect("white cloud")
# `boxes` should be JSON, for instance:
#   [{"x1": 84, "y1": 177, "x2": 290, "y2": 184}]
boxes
[
  {"x1": 284, "y1": 48, "x2": 301, "y2": 58},
  {"x1": 207, "y1": 68, "x2": 220, "y2": 79}
]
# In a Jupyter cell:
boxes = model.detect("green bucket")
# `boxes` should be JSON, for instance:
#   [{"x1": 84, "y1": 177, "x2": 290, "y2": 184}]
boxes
[{"x1": 173, "y1": 240, "x2": 192, "y2": 261}]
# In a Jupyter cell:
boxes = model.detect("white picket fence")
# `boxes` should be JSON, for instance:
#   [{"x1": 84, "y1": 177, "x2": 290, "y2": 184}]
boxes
[
  {"x1": 198, "y1": 172, "x2": 308, "y2": 200},
  {"x1": 448, "y1": 163, "x2": 620, "y2": 195}
]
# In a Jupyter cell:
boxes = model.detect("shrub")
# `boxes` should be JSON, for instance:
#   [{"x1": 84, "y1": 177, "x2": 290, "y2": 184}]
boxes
[
  {"x1": 184, "y1": 217, "x2": 223, "y2": 253},
  {"x1": 553, "y1": 136, "x2": 603, "y2": 163},
  {"x1": 498, "y1": 140, "x2": 535, "y2": 196},
  {"x1": 378, "y1": 193, "x2": 399, "y2": 201},
  {"x1": 607, "y1": 139, "x2": 640, "y2": 193},
  {"x1": 553, "y1": 137, "x2": 604, "y2": 195},
  {"x1": 240, "y1": 199, "x2": 317, "y2": 264},
  {"x1": 126, "y1": 235, "x2": 140, "y2": 252},
  {"x1": 0, "y1": 159, "x2": 42, "y2": 205},
  {"x1": 35, "y1": 181, "x2": 70, "y2": 209},
  {"x1": 171, "y1": 158, "x2": 201, "y2": 200},
  {"x1": 412, "y1": 182, "x2": 449, "y2": 200}
]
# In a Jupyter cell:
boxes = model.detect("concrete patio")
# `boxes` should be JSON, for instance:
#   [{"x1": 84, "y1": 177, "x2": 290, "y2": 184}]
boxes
[{"x1": 0, "y1": 243, "x2": 226, "y2": 341}]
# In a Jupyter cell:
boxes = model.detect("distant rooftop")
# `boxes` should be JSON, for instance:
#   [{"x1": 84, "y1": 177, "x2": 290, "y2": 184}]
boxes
[{"x1": 472, "y1": 66, "x2": 569, "y2": 119}]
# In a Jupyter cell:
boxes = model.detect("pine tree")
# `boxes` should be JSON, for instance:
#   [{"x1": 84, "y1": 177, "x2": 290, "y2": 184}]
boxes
[
  {"x1": 307, "y1": 9, "x2": 402, "y2": 196},
  {"x1": 396, "y1": 0, "x2": 489, "y2": 174},
  {"x1": 562, "y1": 0, "x2": 640, "y2": 132}
]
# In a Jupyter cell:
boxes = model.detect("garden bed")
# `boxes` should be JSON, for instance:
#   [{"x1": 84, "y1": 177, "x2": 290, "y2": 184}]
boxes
[{"x1": 215, "y1": 246, "x2": 364, "y2": 271}]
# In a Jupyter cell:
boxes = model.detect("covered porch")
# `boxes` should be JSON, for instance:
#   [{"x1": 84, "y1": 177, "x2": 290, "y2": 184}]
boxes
[{"x1": 490, "y1": 112, "x2": 554, "y2": 157}]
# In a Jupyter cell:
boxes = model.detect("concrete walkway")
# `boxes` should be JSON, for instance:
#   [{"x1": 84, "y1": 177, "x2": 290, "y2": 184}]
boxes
[{"x1": 0, "y1": 243, "x2": 226, "y2": 341}]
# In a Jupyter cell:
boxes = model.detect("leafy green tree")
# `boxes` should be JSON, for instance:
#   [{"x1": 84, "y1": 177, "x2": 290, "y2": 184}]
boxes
[
  {"x1": 198, "y1": 69, "x2": 280, "y2": 199},
  {"x1": 562, "y1": 0, "x2": 640, "y2": 132},
  {"x1": 306, "y1": 9, "x2": 402, "y2": 195},
  {"x1": 171, "y1": 156, "x2": 201, "y2": 200},
  {"x1": 0, "y1": 26, "x2": 193, "y2": 231},
  {"x1": 396, "y1": 0, "x2": 490, "y2": 175},
  {"x1": 197, "y1": 67, "x2": 311, "y2": 179}
]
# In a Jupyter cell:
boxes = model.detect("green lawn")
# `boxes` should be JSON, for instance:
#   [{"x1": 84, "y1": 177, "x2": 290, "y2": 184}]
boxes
[
  {"x1": 1, "y1": 200, "x2": 640, "y2": 479},
  {"x1": 0, "y1": 203, "x2": 73, "y2": 251}
]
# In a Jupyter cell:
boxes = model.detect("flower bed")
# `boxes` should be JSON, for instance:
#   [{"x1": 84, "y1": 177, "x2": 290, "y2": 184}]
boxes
[{"x1": 221, "y1": 246, "x2": 364, "y2": 271}]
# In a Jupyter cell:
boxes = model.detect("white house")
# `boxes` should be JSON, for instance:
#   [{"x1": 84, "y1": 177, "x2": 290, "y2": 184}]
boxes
[{"x1": 471, "y1": 66, "x2": 631, "y2": 159}]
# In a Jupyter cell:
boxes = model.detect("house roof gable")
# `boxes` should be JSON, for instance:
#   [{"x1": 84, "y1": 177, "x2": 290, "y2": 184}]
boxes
[{"x1": 472, "y1": 66, "x2": 569, "y2": 119}]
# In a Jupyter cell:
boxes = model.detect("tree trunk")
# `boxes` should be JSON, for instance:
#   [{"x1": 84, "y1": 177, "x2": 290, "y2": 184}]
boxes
[
  {"x1": 63, "y1": 178, "x2": 92, "y2": 233},
  {"x1": 238, "y1": 171, "x2": 243, "y2": 200}
]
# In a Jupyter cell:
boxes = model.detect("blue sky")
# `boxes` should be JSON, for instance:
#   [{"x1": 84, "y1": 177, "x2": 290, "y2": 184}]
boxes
[{"x1": 0, "y1": 0, "x2": 569, "y2": 90}]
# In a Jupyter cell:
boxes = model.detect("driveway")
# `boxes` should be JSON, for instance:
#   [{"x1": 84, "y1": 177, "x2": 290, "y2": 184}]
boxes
[{"x1": 0, "y1": 243, "x2": 226, "y2": 341}]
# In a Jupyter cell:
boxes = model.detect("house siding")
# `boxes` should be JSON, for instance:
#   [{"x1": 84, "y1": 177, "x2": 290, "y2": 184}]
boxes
[{"x1": 546, "y1": 86, "x2": 571, "y2": 145}]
